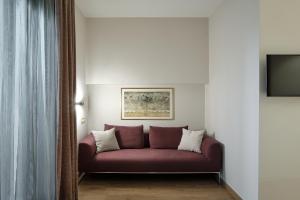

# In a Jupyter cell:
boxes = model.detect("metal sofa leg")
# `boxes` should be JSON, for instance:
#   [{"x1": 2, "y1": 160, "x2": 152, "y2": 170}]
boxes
[
  {"x1": 216, "y1": 172, "x2": 221, "y2": 185},
  {"x1": 79, "y1": 172, "x2": 86, "y2": 184}
]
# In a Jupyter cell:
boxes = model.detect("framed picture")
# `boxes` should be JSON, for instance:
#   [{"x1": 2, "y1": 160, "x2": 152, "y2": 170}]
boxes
[{"x1": 121, "y1": 88, "x2": 174, "y2": 120}]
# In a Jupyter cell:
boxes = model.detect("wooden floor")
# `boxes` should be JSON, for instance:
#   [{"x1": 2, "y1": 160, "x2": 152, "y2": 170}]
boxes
[{"x1": 79, "y1": 174, "x2": 235, "y2": 200}]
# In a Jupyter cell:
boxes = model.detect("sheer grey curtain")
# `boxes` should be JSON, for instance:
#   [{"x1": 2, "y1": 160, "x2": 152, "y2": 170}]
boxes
[{"x1": 0, "y1": 0, "x2": 57, "y2": 199}]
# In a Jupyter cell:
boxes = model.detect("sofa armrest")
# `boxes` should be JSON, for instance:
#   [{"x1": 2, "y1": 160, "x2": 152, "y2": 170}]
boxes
[
  {"x1": 78, "y1": 134, "x2": 96, "y2": 172},
  {"x1": 201, "y1": 136, "x2": 223, "y2": 171}
]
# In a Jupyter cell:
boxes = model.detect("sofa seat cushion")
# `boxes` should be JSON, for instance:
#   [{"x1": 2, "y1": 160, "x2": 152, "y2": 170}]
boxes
[{"x1": 87, "y1": 148, "x2": 218, "y2": 173}]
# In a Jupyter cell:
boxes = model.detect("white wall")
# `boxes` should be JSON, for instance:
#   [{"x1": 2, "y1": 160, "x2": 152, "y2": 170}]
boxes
[
  {"x1": 206, "y1": 0, "x2": 259, "y2": 199},
  {"x1": 86, "y1": 18, "x2": 208, "y2": 85},
  {"x1": 88, "y1": 84, "x2": 205, "y2": 131},
  {"x1": 260, "y1": 0, "x2": 300, "y2": 199},
  {"x1": 85, "y1": 18, "x2": 209, "y2": 131},
  {"x1": 75, "y1": 7, "x2": 88, "y2": 142}
]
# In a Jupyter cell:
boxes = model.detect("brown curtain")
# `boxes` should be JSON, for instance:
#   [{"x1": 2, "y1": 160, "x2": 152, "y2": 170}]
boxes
[{"x1": 56, "y1": 0, "x2": 78, "y2": 199}]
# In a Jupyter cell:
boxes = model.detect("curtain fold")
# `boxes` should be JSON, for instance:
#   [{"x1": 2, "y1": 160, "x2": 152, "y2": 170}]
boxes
[
  {"x1": 55, "y1": 0, "x2": 78, "y2": 199},
  {"x1": 0, "y1": 0, "x2": 57, "y2": 199}
]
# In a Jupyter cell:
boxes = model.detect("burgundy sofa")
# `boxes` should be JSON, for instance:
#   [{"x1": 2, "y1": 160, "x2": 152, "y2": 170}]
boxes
[{"x1": 79, "y1": 125, "x2": 222, "y2": 181}]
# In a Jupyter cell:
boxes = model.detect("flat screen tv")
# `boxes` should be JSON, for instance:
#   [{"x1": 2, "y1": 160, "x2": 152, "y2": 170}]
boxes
[{"x1": 267, "y1": 55, "x2": 300, "y2": 96}]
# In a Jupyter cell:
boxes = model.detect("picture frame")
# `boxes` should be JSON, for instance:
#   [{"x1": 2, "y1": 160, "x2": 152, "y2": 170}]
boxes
[{"x1": 121, "y1": 88, "x2": 174, "y2": 120}]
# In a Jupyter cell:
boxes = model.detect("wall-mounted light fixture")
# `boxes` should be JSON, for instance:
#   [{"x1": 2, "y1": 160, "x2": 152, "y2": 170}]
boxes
[{"x1": 75, "y1": 101, "x2": 84, "y2": 106}]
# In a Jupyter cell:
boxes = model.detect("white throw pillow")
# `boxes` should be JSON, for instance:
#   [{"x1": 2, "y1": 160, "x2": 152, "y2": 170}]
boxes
[
  {"x1": 92, "y1": 128, "x2": 120, "y2": 153},
  {"x1": 178, "y1": 129, "x2": 205, "y2": 153}
]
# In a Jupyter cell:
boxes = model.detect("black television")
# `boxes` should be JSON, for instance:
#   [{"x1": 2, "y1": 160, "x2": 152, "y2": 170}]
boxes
[{"x1": 267, "y1": 55, "x2": 300, "y2": 96}]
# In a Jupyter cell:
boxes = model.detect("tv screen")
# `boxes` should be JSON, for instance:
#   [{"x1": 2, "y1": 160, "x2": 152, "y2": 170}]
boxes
[{"x1": 267, "y1": 55, "x2": 300, "y2": 96}]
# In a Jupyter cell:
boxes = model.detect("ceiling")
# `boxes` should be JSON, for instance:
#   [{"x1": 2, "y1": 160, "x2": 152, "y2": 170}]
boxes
[{"x1": 75, "y1": 0, "x2": 224, "y2": 18}]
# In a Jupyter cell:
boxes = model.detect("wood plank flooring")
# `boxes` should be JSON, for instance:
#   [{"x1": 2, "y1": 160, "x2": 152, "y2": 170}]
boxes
[{"x1": 79, "y1": 174, "x2": 235, "y2": 200}]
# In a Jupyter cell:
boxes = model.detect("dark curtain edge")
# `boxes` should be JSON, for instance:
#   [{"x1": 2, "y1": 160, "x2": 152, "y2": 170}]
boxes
[{"x1": 55, "y1": 0, "x2": 78, "y2": 199}]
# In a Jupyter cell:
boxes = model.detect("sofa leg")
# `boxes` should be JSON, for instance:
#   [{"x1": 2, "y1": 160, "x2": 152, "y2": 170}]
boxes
[
  {"x1": 79, "y1": 172, "x2": 86, "y2": 184},
  {"x1": 216, "y1": 172, "x2": 221, "y2": 185}
]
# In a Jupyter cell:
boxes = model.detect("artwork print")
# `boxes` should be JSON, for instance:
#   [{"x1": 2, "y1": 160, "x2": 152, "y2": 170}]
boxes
[{"x1": 121, "y1": 88, "x2": 174, "y2": 120}]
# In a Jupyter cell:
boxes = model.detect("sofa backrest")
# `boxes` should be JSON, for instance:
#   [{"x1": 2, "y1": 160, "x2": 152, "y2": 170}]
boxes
[
  {"x1": 104, "y1": 124, "x2": 144, "y2": 149},
  {"x1": 148, "y1": 126, "x2": 188, "y2": 149},
  {"x1": 102, "y1": 124, "x2": 190, "y2": 149}
]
